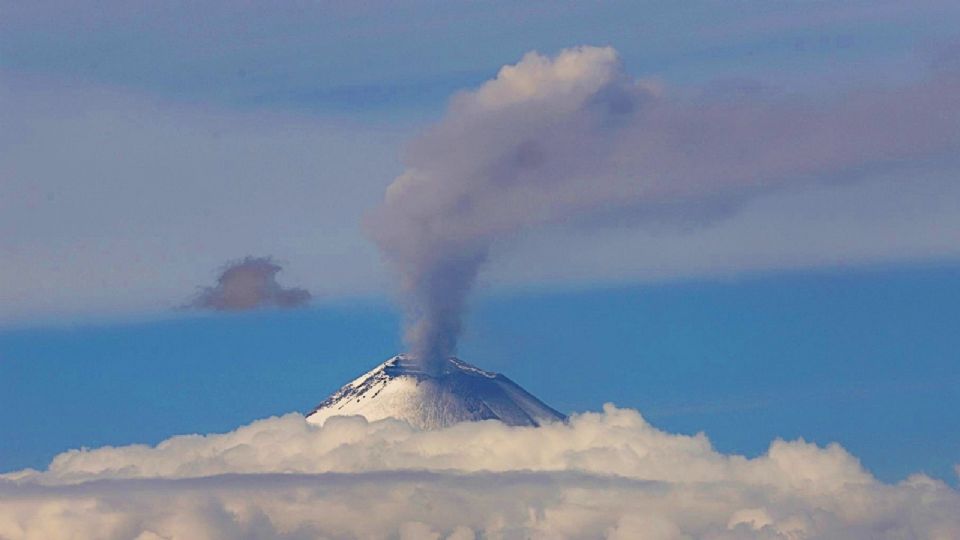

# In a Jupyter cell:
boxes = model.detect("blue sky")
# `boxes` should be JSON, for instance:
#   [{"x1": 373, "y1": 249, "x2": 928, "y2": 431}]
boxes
[
  {"x1": 4, "y1": 1, "x2": 960, "y2": 325},
  {"x1": 3, "y1": 264, "x2": 959, "y2": 483},
  {"x1": 2, "y1": 0, "x2": 960, "y2": 488}
]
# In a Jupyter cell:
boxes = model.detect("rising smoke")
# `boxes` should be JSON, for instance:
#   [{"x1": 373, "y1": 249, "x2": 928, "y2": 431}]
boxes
[{"x1": 367, "y1": 46, "x2": 960, "y2": 371}]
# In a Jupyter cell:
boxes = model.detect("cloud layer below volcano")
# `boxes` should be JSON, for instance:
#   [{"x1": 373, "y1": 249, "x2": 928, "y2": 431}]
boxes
[{"x1": 3, "y1": 406, "x2": 958, "y2": 539}]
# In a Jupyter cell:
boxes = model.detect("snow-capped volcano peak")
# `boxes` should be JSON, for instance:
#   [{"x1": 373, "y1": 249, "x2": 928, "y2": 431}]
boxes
[{"x1": 307, "y1": 354, "x2": 565, "y2": 430}]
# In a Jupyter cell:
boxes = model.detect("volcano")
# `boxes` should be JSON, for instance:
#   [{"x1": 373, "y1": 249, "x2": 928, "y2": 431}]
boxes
[{"x1": 307, "y1": 354, "x2": 565, "y2": 430}]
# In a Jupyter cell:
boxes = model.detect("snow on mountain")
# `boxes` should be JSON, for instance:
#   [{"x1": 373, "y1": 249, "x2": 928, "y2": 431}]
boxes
[{"x1": 307, "y1": 354, "x2": 565, "y2": 430}]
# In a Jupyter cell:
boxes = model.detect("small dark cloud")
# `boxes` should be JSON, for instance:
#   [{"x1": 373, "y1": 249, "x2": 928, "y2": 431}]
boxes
[{"x1": 187, "y1": 256, "x2": 311, "y2": 311}]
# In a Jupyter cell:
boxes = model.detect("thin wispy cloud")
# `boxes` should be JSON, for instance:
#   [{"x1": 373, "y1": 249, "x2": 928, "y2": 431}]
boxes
[
  {"x1": 0, "y1": 76, "x2": 399, "y2": 323},
  {"x1": 4, "y1": 3, "x2": 960, "y2": 324}
]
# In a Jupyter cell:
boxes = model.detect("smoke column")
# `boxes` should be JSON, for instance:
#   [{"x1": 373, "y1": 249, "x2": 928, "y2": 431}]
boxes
[{"x1": 367, "y1": 46, "x2": 960, "y2": 372}]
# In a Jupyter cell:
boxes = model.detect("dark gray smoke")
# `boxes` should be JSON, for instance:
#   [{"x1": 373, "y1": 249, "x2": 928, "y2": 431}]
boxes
[
  {"x1": 188, "y1": 256, "x2": 311, "y2": 311},
  {"x1": 367, "y1": 46, "x2": 960, "y2": 373}
]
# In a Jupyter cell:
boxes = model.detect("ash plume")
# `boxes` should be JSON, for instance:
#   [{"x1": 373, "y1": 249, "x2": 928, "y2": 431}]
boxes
[
  {"x1": 367, "y1": 46, "x2": 960, "y2": 372},
  {"x1": 188, "y1": 256, "x2": 311, "y2": 311}
]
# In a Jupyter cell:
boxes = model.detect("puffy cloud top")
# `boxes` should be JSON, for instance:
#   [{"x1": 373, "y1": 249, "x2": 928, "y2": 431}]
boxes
[
  {"x1": 468, "y1": 46, "x2": 625, "y2": 111},
  {"x1": 3, "y1": 406, "x2": 958, "y2": 539}
]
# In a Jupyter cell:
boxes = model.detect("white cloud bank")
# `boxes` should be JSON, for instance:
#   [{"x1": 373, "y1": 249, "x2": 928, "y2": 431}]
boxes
[{"x1": 3, "y1": 406, "x2": 958, "y2": 539}]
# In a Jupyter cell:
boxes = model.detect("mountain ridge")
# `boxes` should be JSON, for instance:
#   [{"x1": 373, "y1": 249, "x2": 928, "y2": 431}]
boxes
[{"x1": 307, "y1": 354, "x2": 565, "y2": 430}]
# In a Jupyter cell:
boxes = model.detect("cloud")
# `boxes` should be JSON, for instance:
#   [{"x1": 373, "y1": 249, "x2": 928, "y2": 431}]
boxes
[
  {"x1": 367, "y1": 45, "x2": 960, "y2": 369},
  {"x1": 3, "y1": 406, "x2": 959, "y2": 539},
  {"x1": 0, "y1": 74, "x2": 401, "y2": 324},
  {"x1": 187, "y1": 257, "x2": 311, "y2": 311},
  {"x1": 4, "y1": 1, "x2": 959, "y2": 110},
  {"x1": 4, "y1": 56, "x2": 960, "y2": 326}
]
